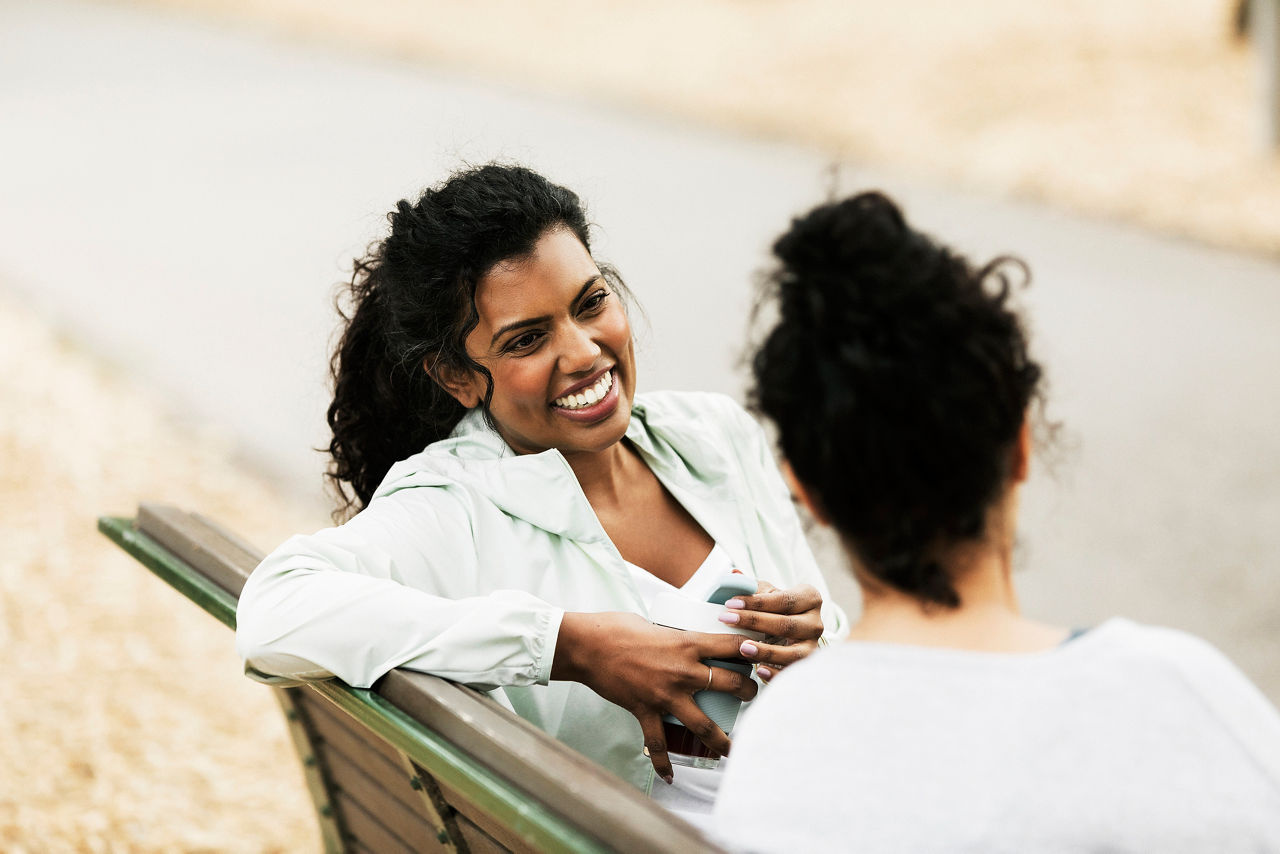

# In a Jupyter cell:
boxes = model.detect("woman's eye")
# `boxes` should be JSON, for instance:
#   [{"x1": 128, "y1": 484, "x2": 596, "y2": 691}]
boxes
[
  {"x1": 507, "y1": 332, "x2": 542, "y2": 353},
  {"x1": 581, "y1": 290, "x2": 609, "y2": 313}
]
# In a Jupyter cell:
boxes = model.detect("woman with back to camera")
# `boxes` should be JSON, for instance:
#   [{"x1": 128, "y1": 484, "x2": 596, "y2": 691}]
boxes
[
  {"x1": 234, "y1": 163, "x2": 847, "y2": 818},
  {"x1": 713, "y1": 191, "x2": 1280, "y2": 851}
]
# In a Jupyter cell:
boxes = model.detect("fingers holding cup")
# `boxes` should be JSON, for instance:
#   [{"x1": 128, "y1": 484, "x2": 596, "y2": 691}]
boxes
[{"x1": 719, "y1": 582, "x2": 824, "y2": 642}]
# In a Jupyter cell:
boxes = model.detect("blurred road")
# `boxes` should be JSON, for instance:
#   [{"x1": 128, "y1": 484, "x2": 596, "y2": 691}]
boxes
[{"x1": 2, "y1": 0, "x2": 1278, "y2": 699}]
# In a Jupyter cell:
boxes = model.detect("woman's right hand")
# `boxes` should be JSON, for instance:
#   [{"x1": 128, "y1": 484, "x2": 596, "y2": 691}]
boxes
[{"x1": 552, "y1": 611, "x2": 757, "y2": 783}]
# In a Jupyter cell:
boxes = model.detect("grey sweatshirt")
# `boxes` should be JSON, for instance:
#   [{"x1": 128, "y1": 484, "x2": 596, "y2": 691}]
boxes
[{"x1": 714, "y1": 618, "x2": 1280, "y2": 853}]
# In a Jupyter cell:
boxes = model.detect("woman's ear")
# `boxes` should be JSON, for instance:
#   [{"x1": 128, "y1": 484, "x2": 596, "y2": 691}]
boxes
[
  {"x1": 424, "y1": 357, "x2": 482, "y2": 409},
  {"x1": 1011, "y1": 416, "x2": 1032, "y2": 483},
  {"x1": 782, "y1": 461, "x2": 832, "y2": 526}
]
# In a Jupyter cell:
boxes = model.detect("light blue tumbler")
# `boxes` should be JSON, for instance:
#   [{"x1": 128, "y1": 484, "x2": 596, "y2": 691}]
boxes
[{"x1": 650, "y1": 574, "x2": 763, "y2": 768}]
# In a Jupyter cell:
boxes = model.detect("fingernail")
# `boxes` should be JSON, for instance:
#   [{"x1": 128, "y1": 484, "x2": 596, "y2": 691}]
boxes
[
  {"x1": 717, "y1": 611, "x2": 740, "y2": 625},
  {"x1": 725, "y1": 598, "x2": 746, "y2": 609},
  {"x1": 757, "y1": 666, "x2": 773, "y2": 681},
  {"x1": 662, "y1": 774, "x2": 674, "y2": 785},
  {"x1": 740, "y1": 641, "x2": 758, "y2": 657}
]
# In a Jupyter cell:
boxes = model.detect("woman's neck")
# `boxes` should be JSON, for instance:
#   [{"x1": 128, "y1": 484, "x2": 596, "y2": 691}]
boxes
[
  {"x1": 847, "y1": 494, "x2": 1067, "y2": 654},
  {"x1": 850, "y1": 566, "x2": 1065, "y2": 654},
  {"x1": 563, "y1": 440, "x2": 644, "y2": 510}
]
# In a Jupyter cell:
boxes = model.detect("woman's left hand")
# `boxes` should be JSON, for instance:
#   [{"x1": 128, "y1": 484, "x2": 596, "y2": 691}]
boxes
[{"x1": 717, "y1": 580, "x2": 825, "y2": 683}]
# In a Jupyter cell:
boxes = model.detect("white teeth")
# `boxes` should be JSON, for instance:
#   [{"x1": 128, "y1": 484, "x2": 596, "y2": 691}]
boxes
[{"x1": 554, "y1": 370, "x2": 614, "y2": 410}]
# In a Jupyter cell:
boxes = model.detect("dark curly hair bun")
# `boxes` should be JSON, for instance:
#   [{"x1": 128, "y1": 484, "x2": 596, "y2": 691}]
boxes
[{"x1": 751, "y1": 191, "x2": 1042, "y2": 608}]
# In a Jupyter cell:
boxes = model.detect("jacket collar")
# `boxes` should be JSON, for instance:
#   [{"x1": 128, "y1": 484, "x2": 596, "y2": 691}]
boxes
[{"x1": 373, "y1": 399, "x2": 738, "y2": 547}]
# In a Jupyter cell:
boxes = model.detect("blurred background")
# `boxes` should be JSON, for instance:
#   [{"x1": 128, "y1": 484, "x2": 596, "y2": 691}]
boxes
[{"x1": 2, "y1": 0, "x2": 1277, "y2": 849}]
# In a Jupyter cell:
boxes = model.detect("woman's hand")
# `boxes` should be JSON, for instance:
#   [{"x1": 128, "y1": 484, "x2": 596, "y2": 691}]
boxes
[
  {"x1": 717, "y1": 581, "x2": 825, "y2": 683},
  {"x1": 552, "y1": 611, "x2": 757, "y2": 783}
]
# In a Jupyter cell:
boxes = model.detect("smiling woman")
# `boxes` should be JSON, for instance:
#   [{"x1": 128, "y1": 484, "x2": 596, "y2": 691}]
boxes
[{"x1": 233, "y1": 163, "x2": 847, "y2": 823}]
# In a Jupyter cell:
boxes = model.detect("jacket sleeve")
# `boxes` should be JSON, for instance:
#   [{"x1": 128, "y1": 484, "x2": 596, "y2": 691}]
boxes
[
  {"x1": 723, "y1": 394, "x2": 851, "y2": 641},
  {"x1": 235, "y1": 487, "x2": 563, "y2": 691}
]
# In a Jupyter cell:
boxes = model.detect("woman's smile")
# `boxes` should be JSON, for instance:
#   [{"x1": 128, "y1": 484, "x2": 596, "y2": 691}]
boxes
[{"x1": 552, "y1": 367, "x2": 619, "y2": 421}]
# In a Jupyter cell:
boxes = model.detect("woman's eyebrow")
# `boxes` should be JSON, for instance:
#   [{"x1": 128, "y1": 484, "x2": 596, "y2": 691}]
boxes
[{"x1": 487, "y1": 276, "x2": 602, "y2": 348}]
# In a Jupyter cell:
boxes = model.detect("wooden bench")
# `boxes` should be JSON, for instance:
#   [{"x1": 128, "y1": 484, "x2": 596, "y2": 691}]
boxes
[{"x1": 98, "y1": 504, "x2": 727, "y2": 854}]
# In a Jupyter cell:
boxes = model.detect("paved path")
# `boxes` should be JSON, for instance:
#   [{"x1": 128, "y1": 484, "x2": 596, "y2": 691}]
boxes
[{"x1": 3, "y1": 0, "x2": 1278, "y2": 699}]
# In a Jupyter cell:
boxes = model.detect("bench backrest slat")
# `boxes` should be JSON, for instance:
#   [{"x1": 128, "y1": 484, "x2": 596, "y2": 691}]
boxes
[{"x1": 138, "y1": 503, "x2": 257, "y2": 597}]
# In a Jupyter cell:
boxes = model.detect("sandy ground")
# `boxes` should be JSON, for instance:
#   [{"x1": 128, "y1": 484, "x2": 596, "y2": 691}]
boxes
[
  {"x1": 116, "y1": 0, "x2": 1280, "y2": 256},
  {"x1": 0, "y1": 290, "x2": 319, "y2": 851}
]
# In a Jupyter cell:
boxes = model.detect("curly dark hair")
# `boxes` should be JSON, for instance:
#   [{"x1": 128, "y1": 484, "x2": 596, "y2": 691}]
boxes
[
  {"x1": 326, "y1": 163, "x2": 621, "y2": 520},
  {"x1": 750, "y1": 191, "x2": 1042, "y2": 608}
]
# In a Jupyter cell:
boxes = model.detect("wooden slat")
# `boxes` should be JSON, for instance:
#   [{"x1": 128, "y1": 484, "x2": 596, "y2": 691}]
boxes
[
  {"x1": 324, "y1": 747, "x2": 449, "y2": 852},
  {"x1": 99, "y1": 515, "x2": 240, "y2": 629},
  {"x1": 305, "y1": 690, "x2": 469, "y2": 853},
  {"x1": 276, "y1": 689, "x2": 349, "y2": 854},
  {"x1": 379, "y1": 670, "x2": 717, "y2": 853},
  {"x1": 425, "y1": 767, "x2": 534, "y2": 854},
  {"x1": 395, "y1": 751, "x2": 468, "y2": 854},
  {"x1": 454, "y1": 814, "x2": 511, "y2": 854},
  {"x1": 336, "y1": 793, "x2": 420, "y2": 854},
  {"x1": 137, "y1": 503, "x2": 258, "y2": 596},
  {"x1": 302, "y1": 695, "x2": 419, "y2": 805}
]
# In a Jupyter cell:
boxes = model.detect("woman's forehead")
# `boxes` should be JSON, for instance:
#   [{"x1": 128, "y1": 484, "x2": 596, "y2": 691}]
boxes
[{"x1": 474, "y1": 230, "x2": 600, "y2": 321}]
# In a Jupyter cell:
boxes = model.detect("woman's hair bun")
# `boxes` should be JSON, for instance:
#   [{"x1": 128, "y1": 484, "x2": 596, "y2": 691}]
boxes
[
  {"x1": 769, "y1": 192, "x2": 952, "y2": 346},
  {"x1": 772, "y1": 191, "x2": 908, "y2": 277}
]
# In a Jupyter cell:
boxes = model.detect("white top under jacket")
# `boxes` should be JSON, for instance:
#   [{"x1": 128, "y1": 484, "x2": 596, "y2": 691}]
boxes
[
  {"x1": 236, "y1": 391, "x2": 848, "y2": 792},
  {"x1": 713, "y1": 618, "x2": 1280, "y2": 853}
]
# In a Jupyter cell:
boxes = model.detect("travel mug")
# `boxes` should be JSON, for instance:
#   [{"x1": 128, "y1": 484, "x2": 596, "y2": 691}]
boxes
[{"x1": 649, "y1": 574, "x2": 762, "y2": 769}]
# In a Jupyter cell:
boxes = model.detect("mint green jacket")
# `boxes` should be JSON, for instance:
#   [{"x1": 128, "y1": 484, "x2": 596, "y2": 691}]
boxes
[{"x1": 236, "y1": 391, "x2": 847, "y2": 791}]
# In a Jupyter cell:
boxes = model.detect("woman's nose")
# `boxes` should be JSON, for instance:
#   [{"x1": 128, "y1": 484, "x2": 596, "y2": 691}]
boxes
[{"x1": 559, "y1": 322, "x2": 602, "y2": 373}]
